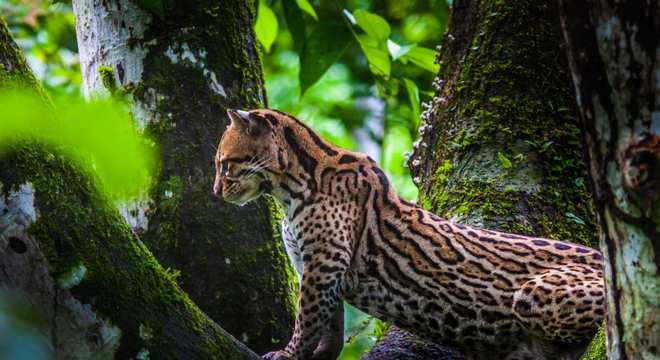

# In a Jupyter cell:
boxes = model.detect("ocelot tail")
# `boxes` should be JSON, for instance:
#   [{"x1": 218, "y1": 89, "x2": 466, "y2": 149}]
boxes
[{"x1": 213, "y1": 109, "x2": 605, "y2": 360}]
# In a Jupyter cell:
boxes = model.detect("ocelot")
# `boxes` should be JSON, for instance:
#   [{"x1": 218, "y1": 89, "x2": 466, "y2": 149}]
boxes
[{"x1": 213, "y1": 109, "x2": 605, "y2": 360}]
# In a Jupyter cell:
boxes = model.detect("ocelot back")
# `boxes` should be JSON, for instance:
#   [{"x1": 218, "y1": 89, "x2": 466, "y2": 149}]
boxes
[{"x1": 213, "y1": 109, "x2": 605, "y2": 360}]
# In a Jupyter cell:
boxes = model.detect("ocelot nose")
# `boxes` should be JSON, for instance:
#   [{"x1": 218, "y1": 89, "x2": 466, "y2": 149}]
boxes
[{"x1": 212, "y1": 176, "x2": 222, "y2": 197}]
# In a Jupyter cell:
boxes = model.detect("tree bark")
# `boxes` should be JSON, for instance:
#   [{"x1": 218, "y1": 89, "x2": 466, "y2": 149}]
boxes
[
  {"x1": 559, "y1": 1, "x2": 659, "y2": 359},
  {"x1": 365, "y1": 0, "x2": 599, "y2": 358},
  {"x1": 0, "y1": 17, "x2": 258, "y2": 360},
  {"x1": 411, "y1": 0, "x2": 596, "y2": 244},
  {"x1": 0, "y1": 18, "x2": 48, "y2": 101},
  {"x1": 72, "y1": 0, "x2": 295, "y2": 352}
]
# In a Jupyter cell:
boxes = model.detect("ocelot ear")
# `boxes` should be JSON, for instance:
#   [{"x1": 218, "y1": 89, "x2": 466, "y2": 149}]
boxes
[{"x1": 227, "y1": 108, "x2": 267, "y2": 136}]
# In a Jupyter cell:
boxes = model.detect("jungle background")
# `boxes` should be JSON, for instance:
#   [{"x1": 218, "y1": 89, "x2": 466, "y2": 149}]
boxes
[
  {"x1": 0, "y1": 0, "x2": 657, "y2": 359},
  {"x1": 0, "y1": 0, "x2": 445, "y2": 358}
]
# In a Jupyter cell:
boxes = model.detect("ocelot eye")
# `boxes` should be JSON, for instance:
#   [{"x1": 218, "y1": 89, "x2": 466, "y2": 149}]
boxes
[{"x1": 220, "y1": 160, "x2": 230, "y2": 177}]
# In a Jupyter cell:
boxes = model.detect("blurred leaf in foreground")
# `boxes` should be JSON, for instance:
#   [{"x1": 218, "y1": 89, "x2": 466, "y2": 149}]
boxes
[
  {"x1": 0, "y1": 90, "x2": 156, "y2": 201},
  {"x1": 0, "y1": 291, "x2": 51, "y2": 360}
]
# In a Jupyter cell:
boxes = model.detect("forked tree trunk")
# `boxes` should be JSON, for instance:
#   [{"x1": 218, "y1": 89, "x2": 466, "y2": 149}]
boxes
[
  {"x1": 72, "y1": 0, "x2": 295, "y2": 352},
  {"x1": 365, "y1": 0, "x2": 599, "y2": 358},
  {"x1": 559, "y1": 1, "x2": 659, "y2": 358},
  {"x1": 0, "y1": 17, "x2": 258, "y2": 360}
]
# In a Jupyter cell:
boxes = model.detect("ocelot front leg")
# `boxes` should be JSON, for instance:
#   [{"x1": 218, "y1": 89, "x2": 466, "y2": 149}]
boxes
[
  {"x1": 263, "y1": 232, "x2": 352, "y2": 360},
  {"x1": 311, "y1": 301, "x2": 344, "y2": 360}
]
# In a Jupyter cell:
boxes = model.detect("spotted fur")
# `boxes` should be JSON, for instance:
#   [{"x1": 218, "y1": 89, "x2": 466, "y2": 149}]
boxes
[{"x1": 214, "y1": 109, "x2": 605, "y2": 360}]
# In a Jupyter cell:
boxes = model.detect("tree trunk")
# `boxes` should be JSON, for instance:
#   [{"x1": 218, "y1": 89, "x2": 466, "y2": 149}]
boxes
[
  {"x1": 411, "y1": 0, "x2": 596, "y2": 244},
  {"x1": 559, "y1": 1, "x2": 659, "y2": 359},
  {"x1": 72, "y1": 0, "x2": 295, "y2": 352},
  {"x1": 365, "y1": 0, "x2": 599, "y2": 358},
  {"x1": 0, "y1": 17, "x2": 258, "y2": 360},
  {"x1": 0, "y1": 18, "x2": 47, "y2": 100}
]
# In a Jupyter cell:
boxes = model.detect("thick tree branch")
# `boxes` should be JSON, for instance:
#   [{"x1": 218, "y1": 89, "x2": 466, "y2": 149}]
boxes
[{"x1": 0, "y1": 17, "x2": 259, "y2": 360}]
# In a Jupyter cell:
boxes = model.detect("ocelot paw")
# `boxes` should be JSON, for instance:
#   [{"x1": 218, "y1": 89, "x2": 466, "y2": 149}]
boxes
[
  {"x1": 262, "y1": 350, "x2": 293, "y2": 360},
  {"x1": 311, "y1": 338, "x2": 342, "y2": 360}
]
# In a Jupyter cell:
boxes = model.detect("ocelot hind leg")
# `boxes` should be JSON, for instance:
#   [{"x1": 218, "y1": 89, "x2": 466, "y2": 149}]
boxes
[{"x1": 512, "y1": 267, "x2": 605, "y2": 344}]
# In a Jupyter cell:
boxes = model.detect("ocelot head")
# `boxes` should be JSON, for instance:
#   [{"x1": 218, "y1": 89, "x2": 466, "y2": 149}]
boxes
[{"x1": 213, "y1": 109, "x2": 287, "y2": 205}]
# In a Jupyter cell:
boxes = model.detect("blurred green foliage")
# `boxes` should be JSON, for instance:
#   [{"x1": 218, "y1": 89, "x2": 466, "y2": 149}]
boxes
[
  {"x1": 261, "y1": 0, "x2": 449, "y2": 205},
  {"x1": 0, "y1": 292, "x2": 51, "y2": 360},
  {"x1": 0, "y1": 91, "x2": 156, "y2": 201},
  {"x1": 0, "y1": 0, "x2": 81, "y2": 97},
  {"x1": 1, "y1": 0, "x2": 448, "y2": 358}
]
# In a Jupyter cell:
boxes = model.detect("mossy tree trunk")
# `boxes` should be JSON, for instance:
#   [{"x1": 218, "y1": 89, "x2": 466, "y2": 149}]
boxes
[
  {"x1": 410, "y1": 0, "x2": 596, "y2": 245},
  {"x1": 72, "y1": 0, "x2": 295, "y2": 353},
  {"x1": 365, "y1": 0, "x2": 600, "y2": 358},
  {"x1": 559, "y1": 1, "x2": 659, "y2": 358},
  {"x1": 0, "y1": 18, "x2": 47, "y2": 100},
  {"x1": 0, "y1": 17, "x2": 258, "y2": 360}
]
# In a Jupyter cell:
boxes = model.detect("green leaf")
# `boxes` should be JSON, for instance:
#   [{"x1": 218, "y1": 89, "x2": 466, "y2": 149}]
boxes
[
  {"x1": 349, "y1": 9, "x2": 392, "y2": 78},
  {"x1": 255, "y1": 0, "x2": 278, "y2": 53},
  {"x1": 353, "y1": 9, "x2": 390, "y2": 42},
  {"x1": 387, "y1": 39, "x2": 414, "y2": 61},
  {"x1": 356, "y1": 34, "x2": 391, "y2": 77},
  {"x1": 403, "y1": 78, "x2": 420, "y2": 128},
  {"x1": 299, "y1": 24, "x2": 351, "y2": 94},
  {"x1": 295, "y1": 0, "x2": 318, "y2": 20},
  {"x1": 282, "y1": 0, "x2": 306, "y2": 52},
  {"x1": 497, "y1": 152, "x2": 513, "y2": 169},
  {"x1": 133, "y1": 0, "x2": 164, "y2": 18},
  {"x1": 402, "y1": 46, "x2": 439, "y2": 73}
]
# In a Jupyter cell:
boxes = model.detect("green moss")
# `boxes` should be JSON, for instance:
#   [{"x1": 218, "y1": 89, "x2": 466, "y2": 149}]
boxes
[
  {"x1": 98, "y1": 65, "x2": 117, "y2": 95},
  {"x1": 418, "y1": 0, "x2": 597, "y2": 247},
  {"x1": 266, "y1": 195, "x2": 299, "y2": 313},
  {"x1": 0, "y1": 19, "x2": 50, "y2": 103},
  {"x1": 1, "y1": 14, "x2": 259, "y2": 358},
  {"x1": 158, "y1": 176, "x2": 183, "y2": 213},
  {"x1": 0, "y1": 145, "x2": 255, "y2": 359},
  {"x1": 423, "y1": 169, "x2": 595, "y2": 245},
  {"x1": 581, "y1": 325, "x2": 606, "y2": 360},
  {"x1": 123, "y1": 1, "x2": 294, "y2": 353}
]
